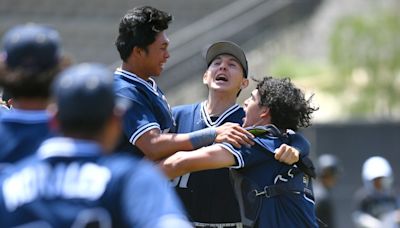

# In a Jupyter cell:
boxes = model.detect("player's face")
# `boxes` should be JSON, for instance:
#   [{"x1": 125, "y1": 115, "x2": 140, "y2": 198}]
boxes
[
  {"x1": 141, "y1": 31, "x2": 170, "y2": 77},
  {"x1": 242, "y1": 89, "x2": 268, "y2": 127},
  {"x1": 203, "y1": 54, "x2": 248, "y2": 95}
]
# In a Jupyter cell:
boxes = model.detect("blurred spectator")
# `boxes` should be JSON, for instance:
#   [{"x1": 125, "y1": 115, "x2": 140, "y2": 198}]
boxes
[
  {"x1": 352, "y1": 156, "x2": 399, "y2": 228},
  {"x1": 313, "y1": 154, "x2": 341, "y2": 228}
]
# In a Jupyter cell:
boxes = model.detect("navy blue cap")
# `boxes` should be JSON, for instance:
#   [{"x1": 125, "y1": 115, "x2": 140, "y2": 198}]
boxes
[
  {"x1": 53, "y1": 63, "x2": 118, "y2": 125},
  {"x1": 2, "y1": 23, "x2": 61, "y2": 71}
]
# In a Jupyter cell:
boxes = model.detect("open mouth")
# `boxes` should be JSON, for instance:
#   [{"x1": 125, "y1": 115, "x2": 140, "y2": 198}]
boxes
[{"x1": 215, "y1": 74, "x2": 228, "y2": 82}]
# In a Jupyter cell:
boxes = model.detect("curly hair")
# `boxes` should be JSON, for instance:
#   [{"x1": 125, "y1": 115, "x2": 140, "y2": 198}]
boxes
[
  {"x1": 254, "y1": 76, "x2": 318, "y2": 131},
  {"x1": 115, "y1": 6, "x2": 172, "y2": 61}
]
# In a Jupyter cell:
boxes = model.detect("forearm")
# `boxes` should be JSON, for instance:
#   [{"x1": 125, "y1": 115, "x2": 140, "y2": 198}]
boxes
[
  {"x1": 158, "y1": 145, "x2": 236, "y2": 179},
  {"x1": 158, "y1": 152, "x2": 191, "y2": 179},
  {"x1": 136, "y1": 132, "x2": 193, "y2": 161},
  {"x1": 136, "y1": 127, "x2": 220, "y2": 161}
]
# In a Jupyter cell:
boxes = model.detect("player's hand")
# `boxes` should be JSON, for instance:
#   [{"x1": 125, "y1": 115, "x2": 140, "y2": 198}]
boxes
[
  {"x1": 274, "y1": 144, "x2": 299, "y2": 165},
  {"x1": 215, "y1": 123, "x2": 254, "y2": 148}
]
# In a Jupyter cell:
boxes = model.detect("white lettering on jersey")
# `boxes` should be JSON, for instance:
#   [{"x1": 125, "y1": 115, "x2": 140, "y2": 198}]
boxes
[
  {"x1": 2, "y1": 162, "x2": 111, "y2": 212},
  {"x1": 162, "y1": 128, "x2": 170, "y2": 133},
  {"x1": 273, "y1": 168, "x2": 295, "y2": 184},
  {"x1": 171, "y1": 173, "x2": 191, "y2": 188}
]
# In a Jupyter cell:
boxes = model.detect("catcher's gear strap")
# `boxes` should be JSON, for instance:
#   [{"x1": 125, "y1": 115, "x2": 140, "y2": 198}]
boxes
[
  {"x1": 230, "y1": 170, "x2": 262, "y2": 228},
  {"x1": 194, "y1": 222, "x2": 243, "y2": 227},
  {"x1": 246, "y1": 124, "x2": 316, "y2": 178},
  {"x1": 253, "y1": 182, "x2": 314, "y2": 200}
]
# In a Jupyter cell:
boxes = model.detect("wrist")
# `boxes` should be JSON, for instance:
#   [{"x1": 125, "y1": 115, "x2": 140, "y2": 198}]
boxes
[{"x1": 188, "y1": 127, "x2": 217, "y2": 149}]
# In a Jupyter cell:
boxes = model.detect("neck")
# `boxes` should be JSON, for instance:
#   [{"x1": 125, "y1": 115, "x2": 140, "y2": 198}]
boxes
[
  {"x1": 121, "y1": 62, "x2": 150, "y2": 81},
  {"x1": 206, "y1": 91, "x2": 237, "y2": 117},
  {"x1": 12, "y1": 98, "x2": 49, "y2": 110}
]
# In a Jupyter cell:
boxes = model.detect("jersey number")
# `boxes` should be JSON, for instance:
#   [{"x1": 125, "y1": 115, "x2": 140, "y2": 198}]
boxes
[{"x1": 171, "y1": 173, "x2": 191, "y2": 188}]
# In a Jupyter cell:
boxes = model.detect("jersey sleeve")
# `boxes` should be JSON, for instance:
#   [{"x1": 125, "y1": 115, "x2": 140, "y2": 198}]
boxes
[
  {"x1": 287, "y1": 132, "x2": 310, "y2": 157},
  {"x1": 118, "y1": 87, "x2": 161, "y2": 145},
  {"x1": 122, "y1": 159, "x2": 191, "y2": 228},
  {"x1": 218, "y1": 143, "x2": 272, "y2": 169}
]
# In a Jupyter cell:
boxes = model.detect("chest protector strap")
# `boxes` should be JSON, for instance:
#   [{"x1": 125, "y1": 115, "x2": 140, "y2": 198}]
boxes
[
  {"x1": 253, "y1": 181, "x2": 314, "y2": 200},
  {"x1": 230, "y1": 170, "x2": 262, "y2": 228}
]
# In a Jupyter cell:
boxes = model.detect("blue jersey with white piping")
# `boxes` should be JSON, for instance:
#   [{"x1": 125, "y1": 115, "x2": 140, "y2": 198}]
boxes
[
  {"x1": 219, "y1": 128, "x2": 317, "y2": 228},
  {"x1": 114, "y1": 69, "x2": 175, "y2": 157}
]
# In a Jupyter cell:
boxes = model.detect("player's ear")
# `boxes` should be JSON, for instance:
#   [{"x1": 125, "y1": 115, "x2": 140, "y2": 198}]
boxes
[
  {"x1": 259, "y1": 107, "x2": 270, "y2": 118},
  {"x1": 202, "y1": 71, "x2": 209, "y2": 85},
  {"x1": 132, "y1": 46, "x2": 144, "y2": 57},
  {"x1": 47, "y1": 103, "x2": 60, "y2": 132},
  {"x1": 240, "y1": 78, "x2": 249, "y2": 90}
]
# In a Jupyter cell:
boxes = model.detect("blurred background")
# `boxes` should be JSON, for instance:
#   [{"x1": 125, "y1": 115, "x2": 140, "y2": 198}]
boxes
[{"x1": 1, "y1": 0, "x2": 399, "y2": 227}]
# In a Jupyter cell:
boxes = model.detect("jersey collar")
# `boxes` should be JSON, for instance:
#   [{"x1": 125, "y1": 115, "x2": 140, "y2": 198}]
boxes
[
  {"x1": 201, "y1": 101, "x2": 241, "y2": 127},
  {"x1": 0, "y1": 108, "x2": 50, "y2": 123},
  {"x1": 114, "y1": 68, "x2": 159, "y2": 96},
  {"x1": 37, "y1": 137, "x2": 103, "y2": 159}
]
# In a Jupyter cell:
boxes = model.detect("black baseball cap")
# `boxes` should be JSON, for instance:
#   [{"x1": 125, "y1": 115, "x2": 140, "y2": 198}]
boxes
[
  {"x1": 2, "y1": 23, "x2": 61, "y2": 72},
  {"x1": 205, "y1": 41, "x2": 248, "y2": 78},
  {"x1": 53, "y1": 63, "x2": 129, "y2": 127}
]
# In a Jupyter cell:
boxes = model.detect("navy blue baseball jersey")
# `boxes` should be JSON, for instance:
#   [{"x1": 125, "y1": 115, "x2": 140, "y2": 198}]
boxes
[
  {"x1": 0, "y1": 109, "x2": 53, "y2": 171},
  {"x1": 172, "y1": 101, "x2": 244, "y2": 226},
  {"x1": 219, "y1": 129, "x2": 318, "y2": 228},
  {"x1": 0, "y1": 137, "x2": 191, "y2": 228},
  {"x1": 114, "y1": 69, "x2": 175, "y2": 157}
]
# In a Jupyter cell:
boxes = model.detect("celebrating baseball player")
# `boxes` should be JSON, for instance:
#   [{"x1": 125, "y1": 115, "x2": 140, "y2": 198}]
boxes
[
  {"x1": 172, "y1": 41, "x2": 311, "y2": 227},
  {"x1": 160, "y1": 76, "x2": 319, "y2": 228}
]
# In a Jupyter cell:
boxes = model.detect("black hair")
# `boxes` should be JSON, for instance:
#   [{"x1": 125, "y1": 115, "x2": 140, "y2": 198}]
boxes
[
  {"x1": 59, "y1": 116, "x2": 110, "y2": 137},
  {"x1": 254, "y1": 76, "x2": 318, "y2": 131},
  {"x1": 115, "y1": 6, "x2": 172, "y2": 61},
  {"x1": 0, "y1": 56, "x2": 71, "y2": 99}
]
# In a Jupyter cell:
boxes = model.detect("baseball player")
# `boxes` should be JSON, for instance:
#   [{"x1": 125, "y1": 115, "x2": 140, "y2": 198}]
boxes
[
  {"x1": 160, "y1": 76, "x2": 319, "y2": 228},
  {"x1": 172, "y1": 41, "x2": 311, "y2": 227},
  {"x1": 0, "y1": 23, "x2": 70, "y2": 169},
  {"x1": 0, "y1": 63, "x2": 192, "y2": 228},
  {"x1": 114, "y1": 6, "x2": 255, "y2": 161}
]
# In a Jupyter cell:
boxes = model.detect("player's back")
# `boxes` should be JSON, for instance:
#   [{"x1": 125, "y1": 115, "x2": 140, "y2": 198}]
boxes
[
  {"x1": 0, "y1": 137, "x2": 189, "y2": 228},
  {"x1": 0, "y1": 109, "x2": 53, "y2": 169}
]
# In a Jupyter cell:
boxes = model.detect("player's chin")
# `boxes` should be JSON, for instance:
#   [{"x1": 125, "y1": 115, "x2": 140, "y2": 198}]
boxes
[
  {"x1": 210, "y1": 84, "x2": 231, "y2": 91},
  {"x1": 152, "y1": 70, "x2": 162, "y2": 77}
]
